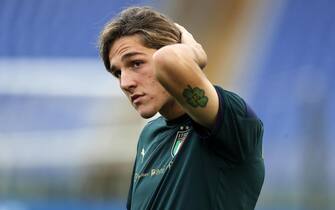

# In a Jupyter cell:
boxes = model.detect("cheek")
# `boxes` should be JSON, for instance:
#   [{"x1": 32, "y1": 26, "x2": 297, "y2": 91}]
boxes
[
  {"x1": 142, "y1": 68, "x2": 162, "y2": 91},
  {"x1": 141, "y1": 65, "x2": 170, "y2": 100}
]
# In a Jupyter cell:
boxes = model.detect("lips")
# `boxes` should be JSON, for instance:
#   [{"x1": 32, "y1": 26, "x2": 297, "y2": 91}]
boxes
[{"x1": 131, "y1": 94, "x2": 145, "y2": 104}]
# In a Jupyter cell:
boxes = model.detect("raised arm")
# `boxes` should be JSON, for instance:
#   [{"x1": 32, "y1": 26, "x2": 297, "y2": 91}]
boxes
[{"x1": 153, "y1": 24, "x2": 219, "y2": 129}]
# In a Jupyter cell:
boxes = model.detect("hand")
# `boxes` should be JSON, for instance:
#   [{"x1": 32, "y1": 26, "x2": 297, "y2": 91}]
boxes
[{"x1": 175, "y1": 23, "x2": 207, "y2": 69}]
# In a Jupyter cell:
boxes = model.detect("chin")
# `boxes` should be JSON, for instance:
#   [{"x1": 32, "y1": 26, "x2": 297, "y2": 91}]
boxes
[
  {"x1": 137, "y1": 106, "x2": 158, "y2": 119},
  {"x1": 139, "y1": 111, "x2": 157, "y2": 119}
]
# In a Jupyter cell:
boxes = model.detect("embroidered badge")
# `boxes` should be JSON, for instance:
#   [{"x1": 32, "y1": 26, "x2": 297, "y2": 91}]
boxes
[{"x1": 171, "y1": 126, "x2": 190, "y2": 157}]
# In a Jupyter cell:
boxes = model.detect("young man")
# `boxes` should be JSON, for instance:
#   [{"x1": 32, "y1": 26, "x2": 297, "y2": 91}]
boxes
[{"x1": 99, "y1": 7, "x2": 264, "y2": 210}]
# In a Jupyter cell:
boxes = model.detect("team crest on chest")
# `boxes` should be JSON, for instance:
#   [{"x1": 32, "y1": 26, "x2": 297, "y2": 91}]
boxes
[{"x1": 171, "y1": 126, "x2": 190, "y2": 157}]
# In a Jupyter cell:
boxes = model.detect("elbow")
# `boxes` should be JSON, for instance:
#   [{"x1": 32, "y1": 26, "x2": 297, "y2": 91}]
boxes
[
  {"x1": 153, "y1": 46, "x2": 178, "y2": 69},
  {"x1": 153, "y1": 46, "x2": 179, "y2": 82}
]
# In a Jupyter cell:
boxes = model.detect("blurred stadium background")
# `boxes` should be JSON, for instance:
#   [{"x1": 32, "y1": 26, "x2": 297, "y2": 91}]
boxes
[{"x1": 0, "y1": 0, "x2": 334, "y2": 209}]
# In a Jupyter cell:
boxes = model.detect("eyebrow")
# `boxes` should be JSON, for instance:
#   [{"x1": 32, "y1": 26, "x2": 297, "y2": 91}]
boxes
[{"x1": 109, "y1": 51, "x2": 146, "y2": 73}]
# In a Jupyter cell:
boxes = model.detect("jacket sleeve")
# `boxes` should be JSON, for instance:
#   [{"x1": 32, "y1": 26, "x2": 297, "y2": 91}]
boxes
[{"x1": 192, "y1": 86, "x2": 264, "y2": 163}]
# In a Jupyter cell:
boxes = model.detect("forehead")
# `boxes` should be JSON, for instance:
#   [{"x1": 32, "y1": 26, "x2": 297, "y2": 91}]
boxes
[{"x1": 109, "y1": 35, "x2": 146, "y2": 60}]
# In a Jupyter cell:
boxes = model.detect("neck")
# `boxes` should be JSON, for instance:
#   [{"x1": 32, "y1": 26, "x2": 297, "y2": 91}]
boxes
[{"x1": 159, "y1": 99, "x2": 185, "y2": 120}]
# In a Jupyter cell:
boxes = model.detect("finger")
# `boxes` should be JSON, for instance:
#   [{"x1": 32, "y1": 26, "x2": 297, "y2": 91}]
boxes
[
  {"x1": 174, "y1": 23, "x2": 184, "y2": 30},
  {"x1": 174, "y1": 23, "x2": 194, "y2": 41},
  {"x1": 175, "y1": 23, "x2": 189, "y2": 35}
]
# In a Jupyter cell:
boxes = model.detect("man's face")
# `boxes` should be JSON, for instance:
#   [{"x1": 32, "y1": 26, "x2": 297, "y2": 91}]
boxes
[{"x1": 108, "y1": 35, "x2": 172, "y2": 118}]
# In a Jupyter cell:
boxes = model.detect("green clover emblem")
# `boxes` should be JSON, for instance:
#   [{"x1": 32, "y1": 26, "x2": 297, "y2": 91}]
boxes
[{"x1": 182, "y1": 85, "x2": 208, "y2": 108}]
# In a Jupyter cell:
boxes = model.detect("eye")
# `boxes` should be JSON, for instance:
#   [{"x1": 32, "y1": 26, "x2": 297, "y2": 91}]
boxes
[
  {"x1": 113, "y1": 70, "x2": 121, "y2": 78},
  {"x1": 131, "y1": 60, "x2": 144, "y2": 69}
]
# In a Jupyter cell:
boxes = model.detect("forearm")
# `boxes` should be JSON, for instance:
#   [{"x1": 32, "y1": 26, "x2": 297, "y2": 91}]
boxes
[
  {"x1": 153, "y1": 43, "x2": 218, "y2": 128},
  {"x1": 152, "y1": 24, "x2": 218, "y2": 128}
]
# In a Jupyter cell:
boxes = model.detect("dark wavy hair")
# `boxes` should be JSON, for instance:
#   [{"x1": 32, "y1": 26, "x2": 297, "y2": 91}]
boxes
[{"x1": 98, "y1": 7, "x2": 181, "y2": 70}]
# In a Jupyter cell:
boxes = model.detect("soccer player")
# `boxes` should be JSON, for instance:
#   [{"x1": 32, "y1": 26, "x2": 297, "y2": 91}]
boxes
[{"x1": 99, "y1": 7, "x2": 264, "y2": 210}]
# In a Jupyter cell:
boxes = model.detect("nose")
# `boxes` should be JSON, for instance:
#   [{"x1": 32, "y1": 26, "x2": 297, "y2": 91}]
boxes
[{"x1": 120, "y1": 69, "x2": 136, "y2": 91}]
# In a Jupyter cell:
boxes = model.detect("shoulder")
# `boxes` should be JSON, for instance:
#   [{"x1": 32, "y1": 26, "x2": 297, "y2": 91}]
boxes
[
  {"x1": 139, "y1": 116, "x2": 166, "y2": 139},
  {"x1": 135, "y1": 116, "x2": 165, "y2": 152},
  {"x1": 214, "y1": 85, "x2": 256, "y2": 119},
  {"x1": 142, "y1": 116, "x2": 165, "y2": 131}
]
